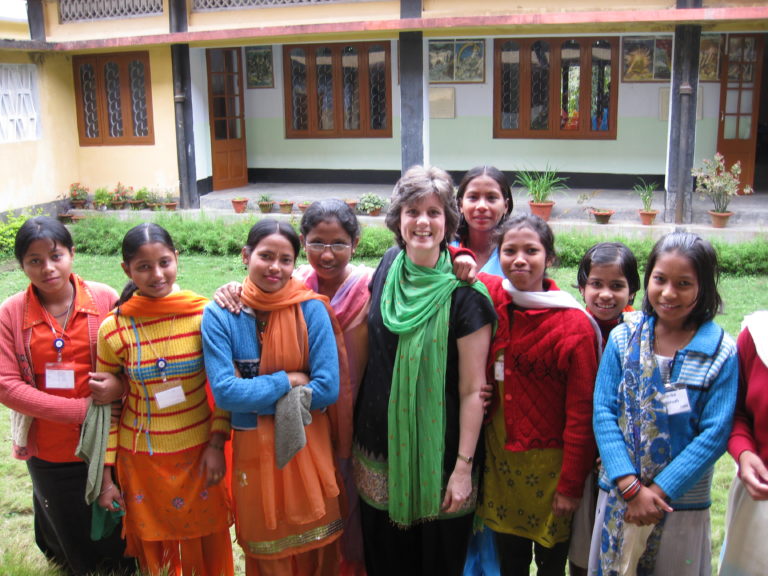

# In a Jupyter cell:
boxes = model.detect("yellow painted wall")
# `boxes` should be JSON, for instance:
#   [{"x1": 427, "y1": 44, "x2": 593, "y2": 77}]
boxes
[
  {"x1": 1, "y1": 46, "x2": 178, "y2": 214},
  {"x1": 423, "y1": 0, "x2": 675, "y2": 17},
  {"x1": 44, "y1": 0, "x2": 169, "y2": 42},
  {"x1": 0, "y1": 19, "x2": 30, "y2": 41},
  {"x1": 188, "y1": 0, "x2": 399, "y2": 34},
  {"x1": 74, "y1": 47, "x2": 179, "y2": 195},
  {"x1": 0, "y1": 51, "x2": 80, "y2": 213}
]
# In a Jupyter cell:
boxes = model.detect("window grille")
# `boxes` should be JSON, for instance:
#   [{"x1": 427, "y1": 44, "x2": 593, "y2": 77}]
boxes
[
  {"x1": 0, "y1": 64, "x2": 39, "y2": 144},
  {"x1": 59, "y1": 0, "x2": 163, "y2": 23},
  {"x1": 193, "y1": 0, "x2": 353, "y2": 11}
]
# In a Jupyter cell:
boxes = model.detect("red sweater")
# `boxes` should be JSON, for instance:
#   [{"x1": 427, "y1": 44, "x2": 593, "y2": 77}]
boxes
[
  {"x1": 728, "y1": 327, "x2": 768, "y2": 465},
  {"x1": 482, "y1": 274, "x2": 598, "y2": 498}
]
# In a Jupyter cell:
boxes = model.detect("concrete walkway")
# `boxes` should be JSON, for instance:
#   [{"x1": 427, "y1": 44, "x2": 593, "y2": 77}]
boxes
[{"x1": 196, "y1": 183, "x2": 768, "y2": 244}]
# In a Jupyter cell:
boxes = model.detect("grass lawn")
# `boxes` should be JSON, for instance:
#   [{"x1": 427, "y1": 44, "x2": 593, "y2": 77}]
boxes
[{"x1": 1, "y1": 253, "x2": 767, "y2": 575}]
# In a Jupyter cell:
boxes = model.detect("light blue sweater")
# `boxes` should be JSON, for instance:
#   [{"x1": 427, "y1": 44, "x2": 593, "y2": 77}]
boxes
[
  {"x1": 594, "y1": 312, "x2": 738, "y2": 508},
  {"x1": 202, "y1": 299, "x2": 339, "y2": 430}
]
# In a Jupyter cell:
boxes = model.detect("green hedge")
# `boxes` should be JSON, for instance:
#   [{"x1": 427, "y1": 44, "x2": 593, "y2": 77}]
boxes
[{"x1": 2, "y1": 214, "x2": 767, "y2": 276}]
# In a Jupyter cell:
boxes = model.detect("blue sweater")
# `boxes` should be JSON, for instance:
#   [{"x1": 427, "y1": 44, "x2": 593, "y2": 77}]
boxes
[
  {"x1": 594, "y1": 312, "x2": 738, "y2": 508},
  {"x1": 201, "y1": 299, "x2": 339, "y2": 430}
]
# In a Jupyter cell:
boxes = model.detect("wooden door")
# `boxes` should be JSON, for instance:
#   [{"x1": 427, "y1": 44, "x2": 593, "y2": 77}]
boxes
[
  {"x1": 717, "y1": 35, "x2": 764, "y2": 188},
  {"x1": 207, "y1": 48, "x2": 247, "y2": 190}
]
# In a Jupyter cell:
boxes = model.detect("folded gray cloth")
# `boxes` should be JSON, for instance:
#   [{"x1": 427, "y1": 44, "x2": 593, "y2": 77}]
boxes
[
  {"x1": 274, "y1": 386, "x2": 312, "y2": 469},
  {"x1": 75, "y1": 402, "x2": 111, "y2": 504}
]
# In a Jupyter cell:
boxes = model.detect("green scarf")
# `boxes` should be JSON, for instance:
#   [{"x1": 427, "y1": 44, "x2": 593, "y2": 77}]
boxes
[{"x1": 381, "y1": 249, "x2": 490, "y2": 526}]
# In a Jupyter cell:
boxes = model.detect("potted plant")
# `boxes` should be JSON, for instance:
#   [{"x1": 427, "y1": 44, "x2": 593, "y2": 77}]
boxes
[
  {"x1": 231, "y1": 196, "x2": 249, "y2": 214},
  {"x1": 278, "y1": 199, "x2": 294, "y2": 214},
  {"x1": 514, "y1": 165, "x2": 568, "y2": 221},
  {"x1": 358, "y1": 193, "x2": 387, "y2": 216},
  {"x1": 146, "y1": 189, "x2": 162, "y2": 210},
  {"x1": 257, "y1": 194, "x2": 274, "y2": 214},
  {"x1": 93, "y1": 187, "x2": 111, "y2": 211},
  {"x1": 298, "y1": 200, "x2": 312, "y2": 213},
  {"x1": 110, "y1": 182, "x2": 131, "y2": 209},
  {"x1": 163, "y1": 191, "x2": 178, "y2": 211},
  {"x1": 130, "y1": 187, "x2": 149, "y2": 210},
  {"x1": 692, "y1": 153, "x2": 753, "y2": 228},
  {"x1": 634, "y1": 178, "x2": 660, "y2": 225},
  {"x1": 68, "y1": 182, "x2": 89, "y2": 209},
  {"x1": 577, "y1": 190, "x2": 615, "y2": 224}
]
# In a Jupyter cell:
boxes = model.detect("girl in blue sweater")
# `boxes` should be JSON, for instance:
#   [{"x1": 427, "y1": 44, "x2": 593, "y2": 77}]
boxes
[{"x1": 589, "y1": 231, "x2": 738, "y2": 575}]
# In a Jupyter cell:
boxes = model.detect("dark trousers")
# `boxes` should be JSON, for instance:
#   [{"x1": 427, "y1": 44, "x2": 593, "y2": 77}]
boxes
[
  {"x1": 360, "y1": 499, "x2": 473, "y2": 576},
  {"x1": 494, "y1": 531, "x2": 570, "y2": 576},
  {"x1": 27, "y1": 458, "x2": 135, "y2": 576}
]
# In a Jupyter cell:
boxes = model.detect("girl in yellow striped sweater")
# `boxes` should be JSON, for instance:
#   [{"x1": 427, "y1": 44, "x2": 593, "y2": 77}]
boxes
[{"x1": 97, "y1": 223, "x2": 233, "y2": 576}]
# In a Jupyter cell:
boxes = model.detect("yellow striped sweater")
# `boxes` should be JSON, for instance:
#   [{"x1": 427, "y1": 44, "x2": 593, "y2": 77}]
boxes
[{"x1": 97, "y1": 309, "x2": 230, "y2": 465}]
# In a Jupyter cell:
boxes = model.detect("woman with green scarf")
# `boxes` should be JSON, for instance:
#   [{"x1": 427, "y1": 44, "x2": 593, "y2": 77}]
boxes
[{"x1": 352, "y1": 165, "x2": 496, "y2": 576}]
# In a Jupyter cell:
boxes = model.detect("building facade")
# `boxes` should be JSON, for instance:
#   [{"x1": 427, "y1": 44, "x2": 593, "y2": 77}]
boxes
[{"x1": 0, "y1": 0, "x2": 766, "y2": 219}]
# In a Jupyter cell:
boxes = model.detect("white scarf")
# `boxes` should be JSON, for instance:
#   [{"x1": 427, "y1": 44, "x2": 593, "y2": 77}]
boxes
[
  {"x1": 502, "y1": 277, "x2": 603, "y2": 359},
  {"x1": 743, "y1": 311, "x2": 768, "y2": 367}
]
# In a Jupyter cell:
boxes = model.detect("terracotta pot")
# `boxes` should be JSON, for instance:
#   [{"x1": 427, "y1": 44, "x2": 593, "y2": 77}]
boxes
[
  {"x1": 128, "y1": 199, "x2": 144, "y2": 210},
  {"x1": 298, "y1": 204, "x2": 311, "y2": 213},
  {"x1": 164, "y1": 202, "x2": 177, "y2": 211},
  {"x1": 258, "y1": 201, "x2": 274, "y2": 214},
  {"x1": 708, "y1": 210, "x2": 733, "y2": 228},
  {"x1": 345, "y1": 200, "x2": 358, "y2": 212},
  {"x1": 590, "y1": 209, "x2": 615, "y2": 224},
  {"x1": 278, "y1": 202, "x2": 294, "y2": 214},
  {"x1": 110, "y1": 201, "x2": 125, "y2": 210},
  {"x1": 232, "y1": 199, "x2": 249, "y2": 213},
  {"x1": 70, "y1": 199, "x2": 87, "y2": 209},
  {"x1": 639, "y1": 210, "x2": 659, "y2": 226},
  {"x1": 528, "y1": 201, "x2": 555, "y2": 221},
  {"x1": 367, "y1": 208, "x2": 382, "y2": 217}
]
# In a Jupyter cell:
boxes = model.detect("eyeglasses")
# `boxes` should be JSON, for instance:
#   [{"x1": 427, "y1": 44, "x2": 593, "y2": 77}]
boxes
[{"x1": 304, "y1": 242, "x2": 352, "y2": 254}]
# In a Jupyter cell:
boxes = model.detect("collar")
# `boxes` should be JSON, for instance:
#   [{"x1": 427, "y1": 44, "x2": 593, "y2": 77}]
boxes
[
  {"x1": 22, "y1": 274, "x2": 99, "y2": 330},
  {"x1": 644, "y1": 313, "x2": 723, "y2": 357}
]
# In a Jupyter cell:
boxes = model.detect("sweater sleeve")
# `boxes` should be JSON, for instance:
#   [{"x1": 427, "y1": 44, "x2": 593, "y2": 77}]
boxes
[
  {"x1": 0, "y1": 296, "x2": 89, "y2": 424},
  {"x1": 201, "y1": 303, "x2": 291, "y2": 414},
  {"x1": 593, "y1": 329, "x2": 639, "y2": 484},
  {"x1": 728, "y1": 328, "x2": 758, "y2": 462},
  {"x1": 303, "y1": 299, "x2": 340, "y2": 410},
  {"x1": 653, "y1": 340, "x2": 739, "y2": 500},
  {"x1": 95, "y1": 315, "x2": 123, "y2": 466}
]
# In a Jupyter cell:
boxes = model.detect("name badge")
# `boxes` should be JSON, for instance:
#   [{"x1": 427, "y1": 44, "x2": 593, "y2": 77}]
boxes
[
  {"x1": 45, "y1": 362, "x2": 76, "y2": 389},
  {"x1": 494, "y1": 360, "x2": 504, "y2": 382},
  {"x1": 661, "y1": 385, "x2": 691, "y2": 415},
  {"x1": 154, "y1": 380, "x2": 186, "y2": 409}
]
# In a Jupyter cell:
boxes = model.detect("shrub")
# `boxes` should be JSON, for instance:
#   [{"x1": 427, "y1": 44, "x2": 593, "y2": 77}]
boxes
[{"x1": 0, "y1": 212, "x2": 35, "y2": 259}]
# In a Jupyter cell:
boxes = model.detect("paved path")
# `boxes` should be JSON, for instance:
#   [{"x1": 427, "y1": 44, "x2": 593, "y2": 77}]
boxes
[{"x1": 196, "y1": 183, "x2": 768, "y2": 244}]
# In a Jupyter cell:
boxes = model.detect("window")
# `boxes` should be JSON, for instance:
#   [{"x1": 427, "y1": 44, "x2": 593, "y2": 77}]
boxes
[
  {"x1": 73, "y1": 52, "x2": 154, "y2": 146},
  {"x1": 494, "y1": 37, "x2": 618, "y2": 139},
  {"x1": 283, "y1": 42, "x2": 392, "y2": 138},
  {"x1": 0, "y1": 63, "x2": 40, "y2": 143}
]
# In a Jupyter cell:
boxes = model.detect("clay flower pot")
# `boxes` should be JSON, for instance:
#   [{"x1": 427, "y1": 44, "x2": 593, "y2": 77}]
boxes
[
  {"x1": 708, "y1": 210, "x2": 733, "y2": 228},
  {"x1": 70, "y1": 199, "x2": 87, "y2": 209},
  {"x1": 639, "y1": 210, "x2": 659, "y2": 226},
  {"x1": 231, "y1": 198, "x2": 249, "y2": 213},
  {"x1": 258, "y1": 201, "x2": 274, "y2": 214},
  {"x1": 528, "y1": 201, "x2": 555, "y2": 221},
  {"x1": 278, "y1": 201, "x2": 294, "y2": 214},
  {"x1": 164, "y1": 202, "x2": 178, "y2": 211},
  {"x1": 590, "y1": 209, "x2": 615, "y2": 224}
]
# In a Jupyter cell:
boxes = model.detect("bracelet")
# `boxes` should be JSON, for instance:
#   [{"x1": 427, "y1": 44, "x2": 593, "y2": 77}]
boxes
[
  {"x1": 456, "y1": 453, "x2": 474, "y2": 464},
  {"x1": 99, "y1": 484, "x2": 114, "y2": 497},
  {"x1": 620, "y1": 478, "x2": 642, "y2": 502}
]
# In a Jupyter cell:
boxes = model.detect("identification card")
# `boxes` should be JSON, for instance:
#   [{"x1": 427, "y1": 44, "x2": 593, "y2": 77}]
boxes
[
  {"x1": 154, "y1": 379, "x2": 186, "y2": 409},
  {"x1": 494, "y1": 360, "x2": 504, "y2": 382},
  {"x1": 661, "y1": 385, "x2": 691, "y2": 415},
  {"x1": 45, "y1": 362, "x2": 76, "y2": 389}
]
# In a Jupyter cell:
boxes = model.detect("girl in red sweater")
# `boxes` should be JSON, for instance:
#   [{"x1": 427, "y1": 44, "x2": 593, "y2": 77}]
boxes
[{"x1": 477, "y1": 214, "x2": 601, "y2": 576}]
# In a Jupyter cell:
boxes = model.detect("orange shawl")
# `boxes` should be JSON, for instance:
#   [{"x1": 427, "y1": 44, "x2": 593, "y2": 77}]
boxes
[
  {"x1": 117, "y1": 289, "x2": 208, "y2": 318},
  {"x1": 241, "y1": 276, "x2": 351, "y2": 458}
]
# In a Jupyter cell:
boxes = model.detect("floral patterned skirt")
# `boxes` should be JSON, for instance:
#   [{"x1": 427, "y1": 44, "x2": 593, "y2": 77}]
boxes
[
  {"x1": 478, "y1": 443, "x2": 571, "y2": 548},
  {"x1": 116, "y1": 445, "x2": 232, "y2": 541}
]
